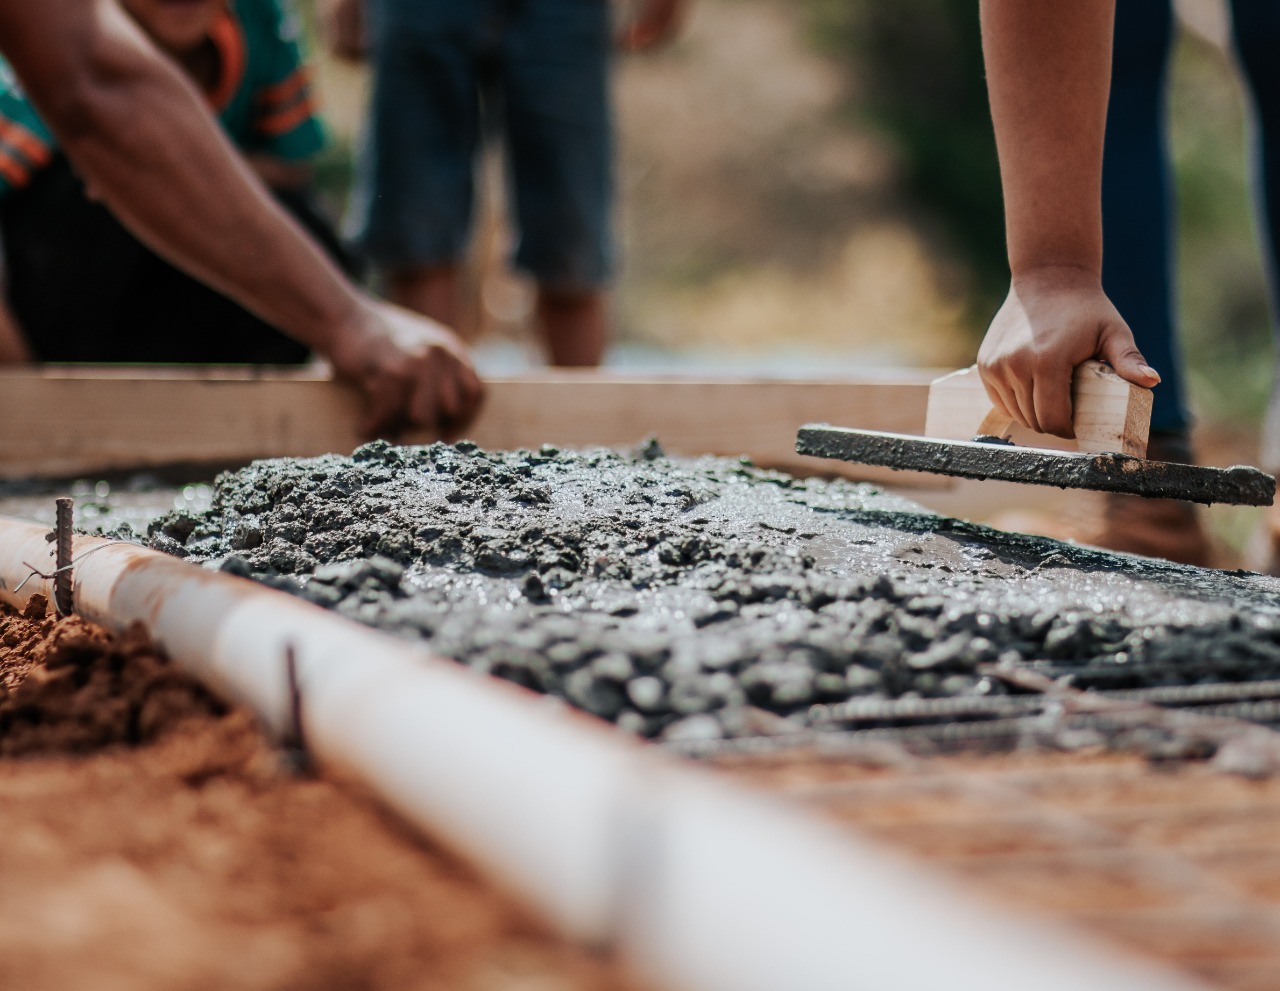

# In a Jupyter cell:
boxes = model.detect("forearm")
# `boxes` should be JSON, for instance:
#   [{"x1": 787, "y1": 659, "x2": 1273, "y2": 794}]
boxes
[
  {"x1": 980, "y1": 0, "x2": 1114, "y2": 277},
  {"x1": 1, "y1": 0, "x2": 360, "y2": 355}
]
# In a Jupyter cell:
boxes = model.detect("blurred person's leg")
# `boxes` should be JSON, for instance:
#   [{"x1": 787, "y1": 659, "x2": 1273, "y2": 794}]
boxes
[
  {"x1": 388, "y1": 265, "x2": 465, "y2": 330},
  {"x1": 1104, "y1": 0, "x2": 1185, "y2": 434},
  {"x1": 1024, "y1": 0, "x2": 1217, "y2": 566},
  {"x1": 1227, "y1": 0, "x2": 1280, "y2": 571},
  {"x1": 350, "y1": 0, "x2": 485, "y2": 335},
  {"x1": 501, "y1": 0, "x2": 615, "y2": 367},
  {"x1": 536, "y1": 291, "x2": 607, "y2": 366},
  {"x1": 1231, "y1": 0, "x2": 1280, "y2": 469}
]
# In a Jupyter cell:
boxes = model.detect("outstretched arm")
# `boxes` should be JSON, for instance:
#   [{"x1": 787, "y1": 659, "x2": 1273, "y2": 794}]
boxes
[
  {"x1": 0, "y1": 0, "x2": 481, "y2": 436},
  {"x1": 977, "y1": 0, "x2": 1159, "y2": 438}
]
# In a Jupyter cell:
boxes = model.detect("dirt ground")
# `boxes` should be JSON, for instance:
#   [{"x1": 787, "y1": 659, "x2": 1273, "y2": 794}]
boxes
[
  {"x1": 721, "y1": 748, "x2": 1280, "y2": 990},
  {"x1": 0, "y1": 602, "x2": 630, "y2": 991}
]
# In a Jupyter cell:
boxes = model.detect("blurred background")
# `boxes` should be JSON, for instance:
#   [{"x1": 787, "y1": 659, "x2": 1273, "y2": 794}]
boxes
[{"x1": 302, "y1": 0, "x2": 1276, "y2": 540}]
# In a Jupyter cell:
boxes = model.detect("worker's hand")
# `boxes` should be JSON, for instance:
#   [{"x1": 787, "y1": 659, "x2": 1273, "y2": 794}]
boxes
[
  {"x1": 321, "y1": 0, "x2": 367, "y2": 62},
  {"x1": 618, "y1": 0, "x2": 688, "y2": 52},
  {"x1": 328, "y1": 300, "x2": 485, "y2": 440},
  {"x1": 977, "y1": 266, "x2": 1161, "y2": 438}
]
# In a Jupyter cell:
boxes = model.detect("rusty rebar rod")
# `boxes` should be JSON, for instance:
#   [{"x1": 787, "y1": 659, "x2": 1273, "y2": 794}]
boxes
[
  {"x1": 53, "y1": 497, "x2": 73, "y2": 616},
  {"x1": 282, "y1": 644, "x2": 311, "y2": 775}
]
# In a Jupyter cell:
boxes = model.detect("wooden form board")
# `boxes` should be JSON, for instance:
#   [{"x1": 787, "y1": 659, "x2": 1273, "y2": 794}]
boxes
[{"x1": 0, "y1": 366, "x2": 944, "y2": 485}]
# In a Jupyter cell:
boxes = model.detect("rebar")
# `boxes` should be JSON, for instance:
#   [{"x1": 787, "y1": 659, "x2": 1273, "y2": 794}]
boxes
[
  {"x1": 813, "y1": 693, "x2": 1048, "y2": 728},
  {"x1": 53, "y1": 497, "x2": 73, "y2": 616},
  {"x1": 282, "y1": 644, "x2": 311, "y2": 775}
]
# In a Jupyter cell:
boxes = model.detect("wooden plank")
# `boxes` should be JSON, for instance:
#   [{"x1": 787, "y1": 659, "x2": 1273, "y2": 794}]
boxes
[
  {"x1": 0, "y1": 366, "x2": 944, "y2": 485},
  {"x1": 923, "y1": 361, "x2": 1153, "y2": 457}
]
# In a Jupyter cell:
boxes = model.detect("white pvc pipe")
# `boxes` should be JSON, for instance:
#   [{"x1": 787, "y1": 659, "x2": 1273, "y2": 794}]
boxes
[
  {"x1": 0, "y1": 518, "x2": 632, "y2": 939},
  {"x1": 0, "y1": 517, "x2": 1207, "y2": 991}
]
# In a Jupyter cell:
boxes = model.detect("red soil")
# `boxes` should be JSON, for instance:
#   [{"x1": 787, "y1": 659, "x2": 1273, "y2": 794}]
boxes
[{"x1": 0, "y1": 602, "x2": 631, "y2": 991}]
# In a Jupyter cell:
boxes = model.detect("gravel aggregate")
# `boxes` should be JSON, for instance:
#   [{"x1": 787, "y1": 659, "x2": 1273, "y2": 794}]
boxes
[{"x1": 135, "y1": 440, "x2": 1280, "y2": 742}]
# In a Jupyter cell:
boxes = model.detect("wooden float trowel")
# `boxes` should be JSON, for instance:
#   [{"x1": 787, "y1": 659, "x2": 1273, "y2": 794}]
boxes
[{"x1": 796, "y1": 360, "x2": 1276, "y2": 507}]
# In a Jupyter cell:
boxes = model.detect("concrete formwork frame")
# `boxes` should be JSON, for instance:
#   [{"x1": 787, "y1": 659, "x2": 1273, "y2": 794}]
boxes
[{"x1": 0, "y1": 367, "x2": 944, "y2": 485}]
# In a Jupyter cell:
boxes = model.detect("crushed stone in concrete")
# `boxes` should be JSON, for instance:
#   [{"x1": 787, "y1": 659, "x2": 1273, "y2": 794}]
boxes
[{"x1": 141, "y1": 440, "x2": 1280, "y2": 743}]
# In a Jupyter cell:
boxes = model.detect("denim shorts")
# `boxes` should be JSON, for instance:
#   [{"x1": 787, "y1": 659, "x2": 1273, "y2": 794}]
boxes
[{"x1": 351, "y1": 0, "x2": 615, "y2": 292}]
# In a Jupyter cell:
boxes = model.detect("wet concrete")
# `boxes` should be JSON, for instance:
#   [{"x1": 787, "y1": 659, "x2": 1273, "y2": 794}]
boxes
[
  {"x1": 128, "y1": 440, "x2": 1280, "y2": 744},
  {"x1": 798, "y1": 426, "x2": 1278, "y2": 506},
  {"x1": 0, "y1": 474, "x2": 213, "y2": 534}
]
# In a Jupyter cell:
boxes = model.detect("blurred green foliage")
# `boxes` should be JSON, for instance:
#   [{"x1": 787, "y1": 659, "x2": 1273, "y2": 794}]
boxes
[
  {"x1": 803, "y1": 0, "x2": 1007, "y2": 324},
  {"x1": 1168, "y1": 32, "x2": 1272, "y2": 425},
  {"x1": 313, "y1": 138, "x2": 358, "y2": 214}
]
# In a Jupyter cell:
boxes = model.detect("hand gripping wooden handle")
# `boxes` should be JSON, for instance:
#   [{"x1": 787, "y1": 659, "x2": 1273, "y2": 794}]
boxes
[{"x1": 923, "y1": 359, "x2": 1154, "y2": 457}]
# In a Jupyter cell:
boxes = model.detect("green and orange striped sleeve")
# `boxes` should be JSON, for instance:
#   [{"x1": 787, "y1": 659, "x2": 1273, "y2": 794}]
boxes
[
  {"x1": 0, "y1": 61, "x2": 56, "y2": 196},
  {"x1": 249, "y1": 0, "x2": 325, "y2": 162}
]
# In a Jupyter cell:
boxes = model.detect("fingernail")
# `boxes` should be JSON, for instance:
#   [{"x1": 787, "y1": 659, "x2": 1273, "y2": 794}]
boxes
[{"x1": 1140, "y1": 364, "x2": 1161, "y2": 382}]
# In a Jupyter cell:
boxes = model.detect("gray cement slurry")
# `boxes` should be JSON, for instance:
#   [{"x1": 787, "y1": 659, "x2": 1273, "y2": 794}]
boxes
[
  {"x1": 142, "y1": 440, "x2": 1280, "y2": 743},
  {"x1": 797, "y1": 426, "x2": 1278, "y2": 506},
  {"x1": 0, "y1": 477, "x2": 214, "y2": 533}
]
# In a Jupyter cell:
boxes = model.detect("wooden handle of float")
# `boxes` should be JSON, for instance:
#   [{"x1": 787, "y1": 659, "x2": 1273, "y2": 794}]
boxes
[
  {"x1": 924, "y1": 359, "x2": 1154, "y2": 457},
  {"x1": 975, "y1": 409, "x2": 1014, "y2": 439}
]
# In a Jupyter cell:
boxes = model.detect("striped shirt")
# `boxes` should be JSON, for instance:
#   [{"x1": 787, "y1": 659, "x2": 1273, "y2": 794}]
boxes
[{"x1": 0, "y1": 0, "x2": 326, "y2": 195}]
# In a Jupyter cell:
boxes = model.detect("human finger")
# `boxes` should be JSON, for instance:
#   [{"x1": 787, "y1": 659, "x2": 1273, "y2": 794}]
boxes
[
  {"x1": 436, "y1": 382, "x2": 468, "y2": 442},
  {"x1": 1031, "y1": 360, "x2": 1076, "y2": 438},
  {"x1": 360, "y1": 375, "x2": 411, "y2": 440},
  {"x1": 403, "y1": 367, "x2": 442, "y2": 435},
  {"x1": 1099, "y1": 325, "x2": 1161, "y2": 389},
  {"x1": 455, "y1": 364, "x2": 486, "y2": 423},
  {"x1": 977, "y1": 362, "x2": 1022, "y2": 435},
  {"x1": 1000, "y1": 361, "x2": 1041, "y2": 433}
]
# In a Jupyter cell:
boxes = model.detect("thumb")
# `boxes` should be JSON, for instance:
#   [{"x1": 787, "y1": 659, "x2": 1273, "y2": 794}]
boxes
[{"x1": 1098, "y1": 325, "x2": 1162, "y2": 389}]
